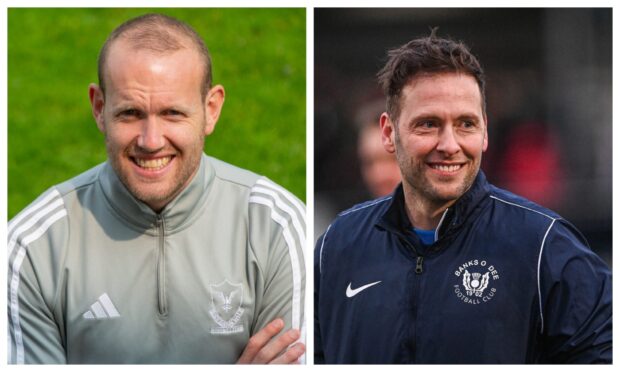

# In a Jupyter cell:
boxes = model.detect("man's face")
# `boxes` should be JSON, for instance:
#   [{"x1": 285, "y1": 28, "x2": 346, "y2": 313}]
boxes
[
  {"x1": 381, "y1": 72, "x2": 488, "y2": 208},
  {"x1": 89, "y1": 39, "x2": 224, "y2": 212}
]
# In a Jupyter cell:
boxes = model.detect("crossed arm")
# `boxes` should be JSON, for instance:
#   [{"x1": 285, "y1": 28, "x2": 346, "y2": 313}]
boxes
[{"x1": 237, "y1": 318, "x2": 305, "y2": 364}]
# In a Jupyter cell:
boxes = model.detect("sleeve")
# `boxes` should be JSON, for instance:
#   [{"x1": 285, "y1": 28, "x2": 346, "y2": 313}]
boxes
[
  {"x1": 537, "y1": 220, "x2": 612, "y2": 363},
  {"x1": 314, "y1": 232, "x2": 326, "y2": 364},
  {"x1": 247, "y1": 179, "x2": 306, "y2": 359},
  {"x1": 8, "y1": 251, "x2": 66, "y2": 364},
  {"x1": 8, "y1": 188, "x2": 68, "y2": 364}
]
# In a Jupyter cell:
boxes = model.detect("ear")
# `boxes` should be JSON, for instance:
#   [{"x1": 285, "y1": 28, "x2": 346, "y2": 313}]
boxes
[
  {"x1": 204, "y1": 84, "x2": 225, "y2": 136},
  {"x1": 482, "y1": 112, "x2": 488, "y2": 152},
  {"x1": 380, "y1": 112, "x2": 396, "y2": 154},
  {"x1": 89, "y1": 83, "x2": 105, "y2": 133}
]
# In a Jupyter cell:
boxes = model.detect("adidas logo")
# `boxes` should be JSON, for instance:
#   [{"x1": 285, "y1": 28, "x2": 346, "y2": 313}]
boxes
[{"x1": 83, "y1": 293, "x2": 120, "y2": 319}]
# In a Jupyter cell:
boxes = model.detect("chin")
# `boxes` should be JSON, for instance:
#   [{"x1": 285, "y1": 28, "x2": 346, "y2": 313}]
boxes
[
  {"x1": 131, "y1": 187, "x2": 168, "y2": 204},
  {"x1": 123, "y1": 175, "x2": 173, "y2": 202},
  {"x1": 429, "y1": 185, "x2": 467, "y2": 203}
]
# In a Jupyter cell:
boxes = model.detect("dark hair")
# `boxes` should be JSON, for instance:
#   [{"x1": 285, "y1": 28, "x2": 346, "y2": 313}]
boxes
[
  {"x1": 377, "y1": 29, "x2": 486, "y2": 121},
  {"x1": 97, "y1": 13, "x2": 212, "y2": 98}
]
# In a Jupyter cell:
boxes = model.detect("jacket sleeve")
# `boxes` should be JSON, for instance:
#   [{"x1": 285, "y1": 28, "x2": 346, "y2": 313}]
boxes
[
  {"x1": 8, "y1": 250, "x2": 66, "y2": 364},
  {"x1": 8, "y1": 193, "x2": 68, "y2": 364},
  {"x1": 314, "y1": 231, "x2": 327, "y2": 364},
  {"x1": 247, "y1": 181, "x2": 306, "y2": 359},
  {"x1": 537, "y1": 219, "x2": 612, "y2": 363}
]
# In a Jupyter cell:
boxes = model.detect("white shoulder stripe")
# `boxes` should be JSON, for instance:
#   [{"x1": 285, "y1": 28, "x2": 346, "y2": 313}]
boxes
[
  {"x1": 8, "y1": 198, "x2": 64, "y2": 258},
  {"x1": 255, "y1": 179, "x2": 305, "y2": 219},
  {"x1": 8, "y1": 189, "x2": 60, "y2": 234},
  {"x1": 490, "y1": 195, "x2": 558, "y2": 334},
  {"x1": 9, "y1": 209, "x2": 67, "y2": 364},
  {"x1": 251, "y1": 186, "x2": 306, "y2": 242},
  {"x1": 537, "y1": 219, "x2": 557, "y2": 335},
  {"x1": 489, "y1": 195, "x2": 555, "y2": 220},
  {"x1": 249, "y1": 195, "x2": 303, "y2": 331},
  {"x1": 318, "y1": 224, "x2": 332, "y2": 274},
  {"x1": 339, "y1": 196, "x2": 392, "y2": 216}
]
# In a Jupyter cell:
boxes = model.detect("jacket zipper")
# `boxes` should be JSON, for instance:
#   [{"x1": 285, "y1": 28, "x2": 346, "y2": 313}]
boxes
[
  {"x1": 395, "y1": 235, "x2": 423, "y2": 363},
  {"x1": 156, "y1": 215, "x2": 168, "y2": 316},
  {"x1": 398, "y1": 207, "x2": 449, "y2": 361},
  {"x1": 402, "y1": 207, "x2": 449, "y2": 275},
  {"x1": 415, "y1": 256, "x2": 424, "y2": 274}
]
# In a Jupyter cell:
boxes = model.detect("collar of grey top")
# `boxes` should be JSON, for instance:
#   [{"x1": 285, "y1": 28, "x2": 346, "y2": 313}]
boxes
[{"x1": 97, "y1": 154, "x2": 215, "y2": 234}]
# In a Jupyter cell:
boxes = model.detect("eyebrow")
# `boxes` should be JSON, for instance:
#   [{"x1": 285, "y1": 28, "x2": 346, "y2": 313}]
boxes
[
  {"x1": 406, "y1": 112, "x2": 482, "y2": 124},
  {"x1": 456, "y1": 114, "x2": 481, "y2": 122},
  {"x1": 111, "y1": 103, "x2": 193, "y2": 114},
  {"x1": 405, "y1": 114, "x2": 441, "y2": 126},
  {"x1": 112, "y1": 105, "x2": 142, "y2": 114}
]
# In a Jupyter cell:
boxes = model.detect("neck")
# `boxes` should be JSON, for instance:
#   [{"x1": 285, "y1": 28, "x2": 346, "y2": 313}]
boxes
[{"x1": 402, "y1": 184, "x2": 455, "y2": 230}]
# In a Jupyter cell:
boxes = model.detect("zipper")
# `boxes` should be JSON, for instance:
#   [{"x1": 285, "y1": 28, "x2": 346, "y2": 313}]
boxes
[
  {"x1": 388, "y1": 208, "x2": 449, "y2": 362},
  {"x1": 395, "y1": 217, "x2": 441, "y2": 362},
  {"x1": 395, "y1": 235, "x2": 423, "y2": 363},
  {"x1": 156, "y1": 215, "x2": 168, "y2": 316},
  {"x1": 415, "y1": 256, "x2": 424, "y2": 274},
  {"x1": 395, "y1": 232, "x2": 426, "y2": 275}
]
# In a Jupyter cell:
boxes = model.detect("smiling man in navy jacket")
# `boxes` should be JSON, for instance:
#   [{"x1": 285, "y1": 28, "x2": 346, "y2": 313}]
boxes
[{"x1": 314, "y1": 31, "x2": 612, "y2": 364}]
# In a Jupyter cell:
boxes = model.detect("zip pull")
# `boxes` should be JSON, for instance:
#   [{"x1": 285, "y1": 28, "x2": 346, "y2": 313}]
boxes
[
  {"x1": 154, "y1": 214, "x2": 167, "y2": 316},
  {"x1": 415, "y1": 256, "x2": 424, "y2": 274}
]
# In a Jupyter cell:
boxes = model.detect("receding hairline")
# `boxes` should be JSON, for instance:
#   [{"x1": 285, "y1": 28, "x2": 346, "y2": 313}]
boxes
[{"x1": 97, "y1": 14, "x2": 212, "y2": 97}]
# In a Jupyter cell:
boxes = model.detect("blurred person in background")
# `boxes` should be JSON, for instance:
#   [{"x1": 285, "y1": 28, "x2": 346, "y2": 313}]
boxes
[
  {"x1": 315, "y1": 100, "x2": 401, "y2": 242},
  {"x1": 314, "y1": 31, "x2": 611, "y2": 364},
  {"x1": 496, "y1": 121, "x2": 565, "y2": 210},
  {"x1": 356, "y1": 100, "x2": 402, "y2": 198}
]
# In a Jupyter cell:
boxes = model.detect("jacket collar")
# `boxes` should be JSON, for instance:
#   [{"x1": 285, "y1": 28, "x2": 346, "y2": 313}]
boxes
[
  {"x1": 98, "y1": 154, "x2": 215, "y2": 234},
  {"x1": 377, "y1": 170, "x2": 491, "y2": 240}
]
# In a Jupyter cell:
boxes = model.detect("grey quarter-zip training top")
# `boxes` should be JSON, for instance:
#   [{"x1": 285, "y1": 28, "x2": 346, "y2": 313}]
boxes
[{"x1": 8, "y1": 154, "x2": 306, "y2": 363}]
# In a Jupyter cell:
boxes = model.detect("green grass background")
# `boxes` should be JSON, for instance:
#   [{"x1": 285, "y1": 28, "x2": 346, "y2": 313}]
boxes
[{"x1": 8, "y1": 8, "x2": 306, "y2": 219}]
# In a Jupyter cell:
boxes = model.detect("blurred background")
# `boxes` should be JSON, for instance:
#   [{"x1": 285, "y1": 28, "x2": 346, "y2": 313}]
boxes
[
  {"x1": 314, "y1": 8, "x2": 612, "y2": 266},
  {"x1": 8, "y1": 8, "x2": 306, "y2": 218}
]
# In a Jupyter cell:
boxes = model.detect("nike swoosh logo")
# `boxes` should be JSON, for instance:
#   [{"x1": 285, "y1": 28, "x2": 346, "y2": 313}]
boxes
[{"x1": 346, "y1": 281, "x2": 382, "y2": 298}]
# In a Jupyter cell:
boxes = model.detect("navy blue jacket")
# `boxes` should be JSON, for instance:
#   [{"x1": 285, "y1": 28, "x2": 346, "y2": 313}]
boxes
[{"x1": 315, "y1": 172, "x2": 611, "y2": 364}]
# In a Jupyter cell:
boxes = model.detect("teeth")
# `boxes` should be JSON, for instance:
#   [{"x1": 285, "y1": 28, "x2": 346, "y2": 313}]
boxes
[
  {"x1": 135, "y1": 156, "x2": 171, "y2": 170},
  {"x1": 432, "y1": 164, "x2": 462, "y2": 172}
]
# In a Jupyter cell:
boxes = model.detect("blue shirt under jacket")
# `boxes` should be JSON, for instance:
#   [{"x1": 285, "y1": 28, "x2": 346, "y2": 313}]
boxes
[{"x1": 314, "y1": 171, "x2": 611, "y2": 364}]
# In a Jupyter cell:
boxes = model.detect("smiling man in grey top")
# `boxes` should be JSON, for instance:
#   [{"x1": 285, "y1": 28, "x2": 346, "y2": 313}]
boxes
[{"x1": 8, "y1": 13, "x2": 305, "y2": 364}]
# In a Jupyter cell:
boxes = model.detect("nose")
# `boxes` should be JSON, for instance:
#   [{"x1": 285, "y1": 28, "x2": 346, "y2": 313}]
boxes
[
  {"x1": 436, "y1": 125, "x2": 460, "y2": 156},
  {"x1": 136, "y1": 116, "x2": 165, "y2": 152}
]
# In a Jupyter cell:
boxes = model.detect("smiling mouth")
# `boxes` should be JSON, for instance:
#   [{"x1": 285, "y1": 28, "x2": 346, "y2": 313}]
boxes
[
  {"x1": 430, "y1": 164, "x2": 463, "y2": 172},
  {"x1": 132, "y1": 156, "x2": 173, "y2": 171}
]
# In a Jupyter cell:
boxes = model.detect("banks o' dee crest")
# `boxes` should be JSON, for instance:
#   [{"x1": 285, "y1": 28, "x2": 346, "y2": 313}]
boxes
[
  {"x1": 209, "y1": 280, "x2": 244, "y2": 334},
  {"x1": 453, "y1": 259, "x2": 500, "y2": 305}
]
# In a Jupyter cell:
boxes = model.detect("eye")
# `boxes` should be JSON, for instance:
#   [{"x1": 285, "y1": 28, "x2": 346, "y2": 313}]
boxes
[
  {"x1": 417, "y1": 120, "x2": 437, "y2": 129},
  {"x1": 162, "y1": 109, "x2": 185, "y2": 117},
  {"x1": 460, "y1": 119, "x2": 478, "y2": 129},
  {"x1": 117, "y1": 109, "x2": 142, "y2": 119}
]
